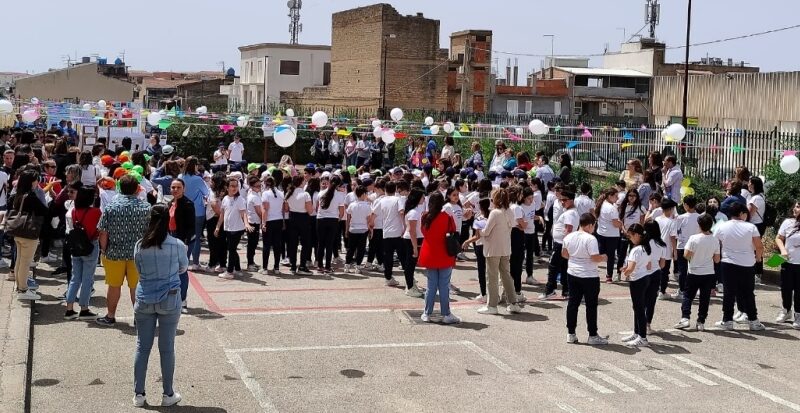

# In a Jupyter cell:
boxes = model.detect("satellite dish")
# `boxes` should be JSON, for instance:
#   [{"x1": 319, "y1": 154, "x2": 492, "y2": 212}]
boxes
[{"x1": 287, "y1": 0, "x2": 296, "y2": 7}]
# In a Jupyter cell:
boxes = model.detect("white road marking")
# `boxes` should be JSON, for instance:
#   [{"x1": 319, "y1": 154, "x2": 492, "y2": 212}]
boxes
[
  {"x1": 652, "y1": 358, "x2": 719, "y2": 386},
  {"x1": 228, "y1": 340, "x2": 467, "y2": 353},
  {"x1": 673, "y1": 355, "x2": 800, "y2": 412},
  {"x1": 601, "y1": 363, "x2": 661, "y2": 391},
  {"x1": 556, "y1": 366, "x2": 615, "y2": 394},
  {"x1": 224, "y1": 350, "x2": 278, "y2": 413},
  {"x1": 198, "y1": 309, "x2": 393, "y2": 317},
  {"x1": 556, "y1": 402, "x2": 583, "y2": 413},
  {"x1": 460, "y1": 341, "x2": 515, "y2": 374},
  {"x1": 629, "y1": 360, "x2": 690, "y2": 388},
  {"x1": 576, "y1": 364, "x2": 636, "y2": 392}
]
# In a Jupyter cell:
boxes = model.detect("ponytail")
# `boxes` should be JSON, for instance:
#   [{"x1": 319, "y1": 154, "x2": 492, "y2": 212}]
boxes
[
  {"x1": 627, "y1": 223, "x2": 651, "y2": 255},
  {"x1": 594, "y1": 188, "x2": 616, "y2": 218},
  {"x1": 285, "y1": 175, "x2": 303, "y2": 201},
  {"x1": 321, "y1": 176, "x2": 342, "y2": 209}
]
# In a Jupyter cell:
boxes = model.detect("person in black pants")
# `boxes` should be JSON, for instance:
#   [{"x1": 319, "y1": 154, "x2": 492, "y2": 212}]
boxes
[
  {"x1": 620, "y1": 223, "x2": 652, "y2": 347},
  {"x1": 315, "y1": 176, "x2": 345, "y2": 273},
  {"x1": 563, "y1": 213, "x2": 607, "y2": 345},
  {"x1": 644, "y1": 220, "x2": 666, "y2": 330},
  {"x1": 542, "y1": 189, "x2": 578, "y2": 299},
  {"x1": 509, "y1": 187, "x2": 526, "y2": 300},
  {"x1": 285, "y1": 176, "x2": 313, "y2": 273},
  {"x1": 462, "y1": 197, "x2": 491, "y2": 301},
  {"x1": 675, "y1": 214, "x2": 719, "y2": 331}
]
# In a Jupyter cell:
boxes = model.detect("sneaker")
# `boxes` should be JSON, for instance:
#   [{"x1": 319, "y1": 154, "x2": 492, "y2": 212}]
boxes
[
  {"x1": 181, "y1": 301, "x2": 189, "y2": 314},
  {"x1": 754, "y1": 275, "x2": 762, "y2": 285},
  {"x1": 0, "y1": 259, "x2": 9, "y2": 269},
  {"x1": 734, "y1": 311, "x2": 749, "y2": 324},
  {"x1": 16, "y1": 290, "x2": 41, "y2": 301},
  {"x1": 696, "y1": 322, "x2": 705, "y2": 332},
  {"x1": 385, "y1": 278, "x2": 400, "y2": 287},
  {"x1": 333, "y1": 257, "x2": 344, "y2": 265},
  {"x1": 456, "y1": 252, "x2": 468, "y2": 261},
  {"x1": 716, "y1": 283, "x2": 724, "y2": 294},
  {"x1": 794, "y1": 313, "x2": 800, "y2": 329},
  {"x1": 64, "y1": 310, "x2": 79, "y2": 320},
  {"x1": 714, "y1": 320, "x2": 734, "y2": 330},
  {"x1": 246, "y1": 264, "x2": 259, "y2": 272},
  {"x1": 657, "y1": 291, "x2": 668, "y2": 300},
  {"x1": 343, "y1": 264, "x2": 352, "y2": 273},
  {"x1": 420, "y1": 312, "x2": 430, "y2": 323},
  {"x1": 620, "y1": 333, "x2": 638, "y2": 342},
  {"x1": 449, "y1": 283, "x2": 461, "y2": 293},
  {"x1": 52, "y1": 266, "x2": 68, "y2": 275},
  {"x1": 587, "y1": 335, "x2": 609, "y2": 345},
  {"x1": 507, "y1": 304, "x2": 522, "y2": 314},
  {"x1": 96, "y1": 315, "x2": 116, "y2": 326},
  {"x1": 26, "y1": 278, "x2": 39, "y2": 291},
  {"x1": 515, "y1": 292, "x2": 527, "y2": 303},
  {"x1": 613, "y1": 273, "x2": 621, "y2": 282},
  {"x1": 525, "y1": 276, "x2": 536, "y2": 285},
  {"x1": 605, "y1": 276, "x2": 613, "y2": 284},
  {"x1": 405, "y1": 285, "x2": 424, "y2": 298},
  {"x1": 672, "y1": 291, "x2": 685, "y2": 301},
  {"x1": 281, "y1": 258, "x2": 291, "y2": 266},
  {"x1": 351, "y1": 265, "x2": 362, "y2": 274},
  {"x1": 538, "y1": 291, "x2": 557, "y2": 300},
  {"x1": 567, "y1": 333, "x2": 578, "y2": 344},
  {"x1": 219, "y1": 272, "x2": 234, "y2": 280},
  {"x1": 473, "y1": 295, "x2": 487, "y2": 304},
  {"x1": 776, "y1": 308, "x2": 791, "y2": 323},
  {"x1": 674, "y1": 318, "x2": 690, "y2": 329},
  {"x1": 78, "y1": 309, "x2": 97, "y2": 320},
  {"x1": 626, "y1": 336, "x2": 649, "y2": 347},
  {"x1": 41, "y1": 253, "x2": 59, "y2": 264},
  {"x1": 259, "y1": 269, "x2": 270, "y2": 275},
  {"x1": 538, "y1": 256, "x2": 549, "y2": 264},
  {"x1": 749, "y1": 320, "x2": 766, "y2": 331},
  {"x1": 133, "y1": 394, "x2": 146, "y2": 407},
  {"x1": 477, "y1": 306, "x2": 498, "y2": 315},
  {"x1": 214, "y1": 265, "x2": 225, "y2": 273},
  {"x1": 161, "y1": 392, "x2": 181, "y2": 407},
  {"x1": 442, "y1": 314, "x2": 461, "y2": 324},
  {"x1": 188, "y1": 264, "x2": 201, "y2": 272}
]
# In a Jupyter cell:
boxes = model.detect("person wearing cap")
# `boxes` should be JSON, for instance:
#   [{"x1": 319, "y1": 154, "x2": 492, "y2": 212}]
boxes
[{"x1": 228, "y1": 135, "x2": 244, "y2": 165}]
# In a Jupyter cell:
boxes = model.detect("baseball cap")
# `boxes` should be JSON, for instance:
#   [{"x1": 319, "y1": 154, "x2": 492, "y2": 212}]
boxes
[{"x1": 162, "y1": 145, "x2": 174, "y2": 155}]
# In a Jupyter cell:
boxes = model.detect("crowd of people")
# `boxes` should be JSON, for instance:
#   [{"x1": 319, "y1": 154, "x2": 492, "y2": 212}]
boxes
[{"x1": 1, "y1": 120, "x2": 799, "y2": 406}]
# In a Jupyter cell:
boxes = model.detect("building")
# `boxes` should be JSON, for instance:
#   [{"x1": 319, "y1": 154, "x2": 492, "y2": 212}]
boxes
[
  {"x1": 491, "y1": 79, "x2": 569, "y2": 117},
  {"x1": 284, "y1": 4, "x2": 447, "y2": 114},
  {"x1": 652, "y1": 71, "x2": 800, "y2": 131},
  {"x1": 0, "y1": 72, "x2": 29, "y2": 96},
  {"x1": 14, "y1": 61, "x2": 136, "y2": 102},
  {"x1": 447, "y1": 30, "x2": 492, "y2": 113},
  {"x1": 229, "y1": 43, "x2": 331, "y2": 113}
]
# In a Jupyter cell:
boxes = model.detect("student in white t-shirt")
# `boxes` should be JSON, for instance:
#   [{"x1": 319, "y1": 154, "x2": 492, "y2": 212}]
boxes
[
  {"x1": 616, "y1": 189, "x2": 646, "y2": 280},
  {"x1": 259, "y1": 177, "x2": 284, "y2": 274},
  {"x1": 673, "y1": 195, "x2": 701, "y2": 300},
  {"x1": 508, "y1": 186, "x2": 527, "y2": 302},
  {"x1": 574, "y1": 182, "x2": 594, "y2": 217},
  {"x1": 214, "y1": 178, "x2": 253, "y2": 279},
  {"x1": 316, "y1": 176, "x2": 346, "y2": 273},
  {"x1": 401, "y1": 188, "x2": 426, "y2": 297},
  {"x1": 643, "y1": 220, "x2": 667, "y2": 331},
  {"x1": 775, "y1": 201, "x2": 800, "y2": 328},
  {"x1": 595, "y1": 188, "x2": 623, "y2": 283},
  {"x1": 227, "y1": 136, "x2": 244, "y2": 163},
  {"x1": 284, "y1": 175, "x2": 313, "y2": 274},
  {"x1": 713, "y1": 202, "x2": 764, "y2": 331},
  {"x1": 463, "y1": 198, "x2": 490, "y2": 303},
  {"x1": 374, "y1": 180, "x2": 405, "y2": 285},
  {"x1": 345, "y1": 187, "x2": 371, "y2": 273},
  {"x1": 562, "y1": 213, "x2": 608, "y2": 345},
  {"x1": 675, "y1": 214, "x2": 720, "y2": 331},
  {"x1": 542, "y1": 188, "x2": 579, "y2": 299},
  {"x1": 213, "y1": 143, "x2": 228, "y2": 169},
  {"x1": 747, "y1": 177, "x2": 767, "y2": 283},
  {"x1": 244, "y1": 176, "x2": 263, "y2": 271},
  {"x1": 365, "y1": 180, "x2": 386, "y2": 272},
  {"x1": 655, "y1": 199, "x2": 678, "y2": 298},
  {"x1": 621, "y1": 223, "x2": 653, "y2": 347},
  {"x1": 520, "y1": 186, "x2": 543, "y2": 285},
  {"x1": 645, "y1": 192, "x2": 664, "y2": 221}
]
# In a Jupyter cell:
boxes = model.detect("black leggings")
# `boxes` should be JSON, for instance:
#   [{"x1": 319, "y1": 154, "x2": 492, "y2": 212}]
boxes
[
  {"x1": 566, "y1": 275, "x2": 600, "y2": 336},
  {"x1": 226, "y1": 230, "x2": 244, "y2": 273},
  {"x1": 660, "y1": 259, "x2": 672, "y2": 293},
  {"x1": 510, "y1": 228, "x2": 525, "y2": 293},
  {"x1": 316, "y1": 218, "x2": 340, "y2": 270},
  {"x1": 206, "y1": 217, "x2": 226, "y2": 268},
  {"x1": 246, "y1": 222, "x2": 261, "y2": 266},
  {"x1": 287, "y1": 212, "x2": 311, "y2": 270},
  {"x1": 346, "y1": 232, "x2": 368, "y2": 265},
  {"x1": 524, "y1": 233, "x2": 540, "y2": 277},
  {"x1": 261, "y1": 220, "x2": 284, "y2": 271},
  {"x1": 367, "y1": 229, "x2": 384, "y2": 265},
  {"x1": 475, "y1": 245, "x2": 486, "y2": 296},
  {"x1": 781, "y1": 263, "x2": 800, "y2": 312},
  {"x1": 382, "y1": 237, "x2": 405, "y2": 281},
  {"x1": 721, "y1": 262, "x2": 757, "y2": 322},
  {"x1": 616, "y1": 236, "x2": 630, "y2": 273},
  {"x1": 403, "y1": 238, "x2": 423, "y2": 288},
  {"x1": 546, "y1": 242, "x2": 568, "y2": 295},
  {"x1": 596, "y1": 234, "x2": 620, "y2": 278},
  {"x1": 629, "y1": 276, "x2": 650, "y2": 338},
  {"x1": 645, "y1": 270, "x2": 661, "y2": 324}
]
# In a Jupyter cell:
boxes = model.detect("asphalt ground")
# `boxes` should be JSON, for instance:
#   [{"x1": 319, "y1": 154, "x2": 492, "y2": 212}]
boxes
[{"x1": 20, "y1": 244, "x2": 800, "y2": 413}]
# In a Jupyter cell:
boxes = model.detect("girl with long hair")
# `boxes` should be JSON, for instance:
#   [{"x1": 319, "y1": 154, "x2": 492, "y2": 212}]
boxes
[
  {"x1": 244, "y1": 176, "x2": 263, "y2": 271},
  {"x1": 643, "y1": 219, "x2": 667, "y2": 333},
  {"x1": 63, "y1": 187, "x2": 102, "y2": 319},
  {"x1": 595, "y1": 188, "x2": 623, "y2": 283},
  {"x1": 259, "y1": 176, "x2": 285, "y2": 274},
  {"x1": 463, "y1": 197, "x2": 491, "y2": 303},
  {"x1": 402, "y1": 188, "x2": 426, "y2": 297},
  {"x1": 417, "y1": 192, "x2": 460, "y2": 324},
  {"x1": 214, "y1": 178, "x2": 252, "y2": 279},
  {"x1": 316, "y1": 176, "x2": 346, "y2": 273},
  {"x1": 180, "y1": 156, "x2": 209, "y2": 270},
  {"x1": 204, "y1": 172, "x2": 228, "y2": 273},
  {"x1": 616, "y1": 189, "x2": 646, "y2": 278},
  {"x1": 345, "y1": 186, "x2": 371, "y2": 273},
  {"x1": 284, "y1": 175, "x2": 313, "y2": 274},
  {"x1": 11, "y1": 169, "x2": 47, "y2": 300},
  {"x1": 520, "y1": 186, "x2": 543, "y2": 285},
  {"x1": 508, "y1": 185, "x2": 527, "y2": 302},
  {"x1": 775, "y1": 202, "x2": 800, "y2": 328},
  {"x1": 621, "y1": 223, "x2": 652, "y2": 347},
  {"x1": 306, "y1": 177, "x2": 321, "y2": 268}
]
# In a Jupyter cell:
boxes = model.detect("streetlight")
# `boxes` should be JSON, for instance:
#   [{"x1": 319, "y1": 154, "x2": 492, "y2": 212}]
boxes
[
  {"x1": 616, "y1": 27, "x2": 627, "y2": 43},
  {"x1": 543, "y1": 34, "x2": 555, "y2": 79},
  {"x1": 681, "y1": 0, "x2": 692, "y2": 128},
  {"x1": 381, "y1": 33, "x2": 396, "y2": 118}
]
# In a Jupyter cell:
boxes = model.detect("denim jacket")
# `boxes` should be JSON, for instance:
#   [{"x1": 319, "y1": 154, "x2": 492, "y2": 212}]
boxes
[{"x1": 134, "y1": 235, "x2": 187, "y2": 304}]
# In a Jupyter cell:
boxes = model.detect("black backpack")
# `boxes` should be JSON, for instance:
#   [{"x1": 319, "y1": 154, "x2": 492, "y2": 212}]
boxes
[{"x1": 67, "y1": 209, "x2": 94, "y2": 257}]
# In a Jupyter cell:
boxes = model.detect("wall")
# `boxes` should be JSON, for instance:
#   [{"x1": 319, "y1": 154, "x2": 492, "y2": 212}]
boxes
[
  {"x1": 14, "y1": 63, "x2": 135, "y2": 102},
  {"x1": 603, "y1": 46, "x2": 656, "y2": 76},
  {"x1": 492, "y1": 94, "x2": 567, "y2": 115},
  {"x1": 652, "y1": 72, "x2": 800, "y2": 130},
  {"x1": 238, "y1": 45, "x2": 331, "y2": 108}
]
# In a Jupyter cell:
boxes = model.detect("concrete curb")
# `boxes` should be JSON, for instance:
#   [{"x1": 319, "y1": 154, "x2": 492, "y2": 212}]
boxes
[{"x1": 0, "y1": 280, "x2": 32, "y2": 413}]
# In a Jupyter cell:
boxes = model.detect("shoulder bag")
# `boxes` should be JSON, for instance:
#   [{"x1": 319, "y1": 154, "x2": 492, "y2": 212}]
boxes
[
  {"x1": 445, "y1": 215, "x2": 462, "y2": 257},
  {"x1": 6, "y1": 194, "x2": 43, "y2": 240}
]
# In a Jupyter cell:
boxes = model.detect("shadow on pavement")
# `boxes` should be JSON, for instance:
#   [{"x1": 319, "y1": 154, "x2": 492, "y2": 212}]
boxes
[
  {"x1": 591, "y1": 343, "x2": 640, "y2": 355},
  {"x1": 650, "y1": 330, "x2": 703, "y2": 343},
  {"x1": 501, "y1": 312, "x2": 548, "y2": 322},
  {"x1": 648, "y1": 343, "x2": 691, "y2": 354},
  {"x1": 143, "y1": 406, "x2": 227, "y2": 412}
]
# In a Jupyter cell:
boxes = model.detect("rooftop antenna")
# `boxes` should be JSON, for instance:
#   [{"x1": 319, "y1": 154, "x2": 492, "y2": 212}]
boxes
[
  {"x1": 118, "y1": 50, "x2": 126, "y2": 64},
  {"x1": 645, "y1": 0, "x2": 660, "y2": 39},
  {"x1": 61, "y1": 54, "x2": 74, "y2": 67},
  {"x1": 288, "y1": 0, "x2": 302, "y2": 45}
]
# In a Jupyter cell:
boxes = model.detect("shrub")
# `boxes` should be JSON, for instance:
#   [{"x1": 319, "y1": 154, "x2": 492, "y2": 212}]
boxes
[{"x1": 764, "y1": 159, "x2": 800, "y2": 227}]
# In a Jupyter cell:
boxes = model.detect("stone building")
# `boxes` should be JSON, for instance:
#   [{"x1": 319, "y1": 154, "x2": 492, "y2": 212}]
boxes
[{"x1": 447, "y1": 30, "x2": 492, "y2": 113}]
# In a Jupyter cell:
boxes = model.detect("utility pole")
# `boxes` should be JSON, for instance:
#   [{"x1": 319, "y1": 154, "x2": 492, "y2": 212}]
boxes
[
  {"x1": 381, "y1": 33, "x2": 396, "y2": 118},
  {"x1": 681, "y1": 0, "x2": 692, "y2": 127}
]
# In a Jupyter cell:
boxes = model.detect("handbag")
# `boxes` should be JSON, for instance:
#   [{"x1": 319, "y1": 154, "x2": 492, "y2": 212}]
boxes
[
  {"x1": 445, "y1": 215, "x2": 461, "y2": 257},
  {"x1": 67, "y1": 209, "x2": 94, "y2": 257},
  {"x1": 6, "y1": 194, "x2": 43, "y2": 240}
]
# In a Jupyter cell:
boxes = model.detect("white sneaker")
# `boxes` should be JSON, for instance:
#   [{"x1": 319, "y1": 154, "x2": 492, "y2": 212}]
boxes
[
  {"x1": 515, "y1": 292, "x2": 527, "y2": 303},
  {"x1": 621, "y1": 333, "x2": 638, "y2": 342},
  {"x1": 16, "y1": 290, "x2": 41, "y2": 301},
  {"x1": 587, "y1": 335, "x2": 609, "y2": 345},
  {"x1": 627, "y1": 336, "x2": 649, "y2": 347},
  {"x1": 449, "y1": 283, "x2": 461, "y2": 293},
  {"x1": 214, "y1": 265, "x2": 225, "y2": 273},
  {"x1": 0, "y1": 259, "x2": 10, "y2": 269},
  {"x1": 674, "y1": 318, "x2": 690, "y2": 329},
  {"x1": 246, "y1": 264, "x2": 259, "y2": 272},
  {"x1": 188, "y1": 264, "x2": 201, "y2": 272},
  {"x1": 161, "y1": 392, "x2": 181, "y2": 407},
  {"x1": 259, "y1": 269, "x2": 270, "y2": 275},
  {"x1": 749, "y1": 320, "x2": 766, "y2": 331},
  {"x1": 477, "y1": 306, "x2": 498, "y2": 315},
  {"x1": 672, "y1": 291, "x2": 685, "y2": 301},
  {"x1": 567, "y1": 333, "x2": 578, "y2": 344},
  {"x1": 507, "y1": 304, "x2": 522, "y2": 314},
  {"x1": 734, "y1": 311, "x2": 749, "y2": 324},
  {"x1": 385, "y1": 278, "x2": 400, "y2": 287},
  {"x1": 352, "y1": 265, "x2": 362, "y2": 274},
  {"x1": 41, "y1": 253, "x2": 59, "y2": 264},
  {"x1": 442, "y1": 314, "x2": 461, "y2": 324},
  {"x1": 133, "y1": 394, "x2": 146, "y2": 407},
  {"x1": 343, "y1": 264, "x2": 352, "y2": 273},
  {"x1": 405, "y1": 285, "x2": 423, "y2": 298},
  {"x1": 754, "y1": 275, "x2": 762, "y2": 285},
  {"x1": 219, "y1": 272, "x2": 235, "y2": 280},
  {"x1": 794, "y1": 313, "x2": 800, "y2": 329},
  {"x1": 657, "y1": 291, "x2": 668, "y2": 300},
  {"x1": 181, "y1": 301, "x2": 188, "y2": 314},
  {"x1": 538, "y1": 292, "x2": 556, "y2": 300},
  {"x1": 333, "y1": 257, "x2": 344, "y2": 265},
  {"x1": 715, "y1": 320, "x2": 734, "y2": 330},
  {"x1": 696, "y1": 322, "x2": 705, "y2": 331},
  {"x1": 716, "y1": 283, "x2": 724, "y2": 294},
  {"x1": 525, "y1": 276, "x2": 536, "y2": 285},
  {"x1": 281, "y1": 258, "x2": 291, "y2": 266},
  {"x1": 420, "y1": 312, "x2": 431, "y2": 323},
  {"x1": 776, "y1": 308, "x2": 791, "y2": 323},
  {"x1": 473, "y1": 295, "x2": 487, "y2": 304},
  {"x1": 456, "y1": 252, "x2": 468, "y2": 261}
]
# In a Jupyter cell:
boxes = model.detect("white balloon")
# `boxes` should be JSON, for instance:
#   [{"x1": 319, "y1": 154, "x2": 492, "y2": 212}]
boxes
[
  {"x1": 430, "y1": 125, "x2": 440, "y2": 135},
  {"x1": 443, "y1": 121, "x2": 455, "y2": 134},
  {"x1": 382, "y1": 129, "x2": 396, "y2": 144},
  {"x1": 30, "y1": 97, "x2": 39, "y2": 105},
  {"x1": 424, "y1": 116, "x2": 434, "y2": 126},
  {"x1": 196, "y1": 106, "x2": 208, "y2": 114},
  {"x1": 780, "y1": 155, "x2": 800, "y2": 174},
  {"x1": 528, "y1": 119, "x2": 549, "y2": 135},
  {"x1": 147, "y1": 112, "x2": 162, "y2": 127},
  {"x1": 158, "y1": 109, "x2": 167, "y2": 116},
  {"x1": 21, "y1": 110, "x2": 38, "y2": 123},
  {"x1": 371, "y1": 120, "x2": 382, "y2": 129},
  {"x1": 663, "y1": 123, "x2": 686, "y2": 142},
  {"x1": 285, "y1": 108, "x2": 295, "y2": 117},
  {"x1": 274, "y1": 126, "x2": 297, "y2": 148},
  {"x1": 236, "y1": 116, "x2": 248, "y2": 127},
  {"x1": 311, "y1": 111, "x2": 328, "y2": 128},
  {"x1": 390, "y1": 108, "x2": 404, "y2": 122},
  {"x1": 0, "y1": 99, "x2": 12, "y2": 114},
  {"x1": 661, "y1": 128, "x2": 668, "y2": 139},
  {"x1": 515, "y1": 127, "x2": 524, "y2": 135},
  {"x1": 82, "y1": 103, "x2": 91, "y2": 111},
  {"x1": 373, "y1": 127, "x2": 384, "y2": 138},
  {"x1": 97, "y1": 100, "x2": 106, "y2": 108}
]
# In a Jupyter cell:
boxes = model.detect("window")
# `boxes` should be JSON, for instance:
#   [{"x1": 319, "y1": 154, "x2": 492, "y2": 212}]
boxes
[
  {"x1": 623, "y1": 102, "x2": 635, "y2": 117},
  {"x1": 506, "y1": 100, "x2": 518, "y2": 115},
  {"x1": 573, "y1": 102, "x2": 582, "y2": 116},
  {"x1": 323, "y1": 62, "x2": 331, "y2": 86},
  {"x1": 280, "y1": 60, "x2": 300, "y2": 76},
  {"x1": 525, "y1": 101, "x2": 532, "y2": 115},
  {"x1": 600, "y1": 102, "x2": 608, "y2": 116},
  {"x1": 476, "y1": 35, "x2": 487, "y2": 42},
  {"x1": 554, "y1": 101, "x2": 562, "y2": 116},
  {"x1": 257, "y1": 61, "x2": 263, "y2": 81}
]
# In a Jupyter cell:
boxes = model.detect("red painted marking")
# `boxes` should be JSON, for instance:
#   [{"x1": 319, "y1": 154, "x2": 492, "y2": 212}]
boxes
[
  {"x1": 188, "y1": 272, "x2": 223, "y2": 313},
  {"x1": 216, "y1": 300, "x2": 481, "y2": 314},
  {"x1": 204, "y1": 281, "x2": 480, "y2": 294}
]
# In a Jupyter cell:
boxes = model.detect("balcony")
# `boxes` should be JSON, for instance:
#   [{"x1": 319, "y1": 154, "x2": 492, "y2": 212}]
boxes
[{"x1": 573, "y1": 86, "x2": 648, "y2": 100}]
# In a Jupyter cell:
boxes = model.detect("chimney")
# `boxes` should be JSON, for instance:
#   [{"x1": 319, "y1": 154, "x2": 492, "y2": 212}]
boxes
[
  {"x1": 416, "y1": 12, "x2": 423, "y2": 17},
  {"x1": 81, "y1": 56, "x2": 90, "y2": 64},
  {"x1": 513, "y1": 58, "x2": 519, "y2": 87},
  {"x1": 506, "y1": 58, "x2": 511, "y2": 86}
]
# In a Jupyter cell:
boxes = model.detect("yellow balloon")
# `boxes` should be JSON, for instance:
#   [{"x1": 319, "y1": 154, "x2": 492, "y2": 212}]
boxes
[{"x1": 681, "y1": 177, "x2": 692, "y2": 187}]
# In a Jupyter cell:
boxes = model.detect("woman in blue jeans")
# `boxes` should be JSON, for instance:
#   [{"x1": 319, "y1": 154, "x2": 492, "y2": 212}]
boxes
[
  {"x1": 64, "y1": 187, "x2": 102, "y2": 320},
  {"x1": 132, "y1": 204, "x2": 187, "y2": 408},
  {"x1": 417, "y1": 192, "x2": 461, "y2": 324},
  {"x1": 179, "y1": 157, "x2": 209, "y2": 270}
]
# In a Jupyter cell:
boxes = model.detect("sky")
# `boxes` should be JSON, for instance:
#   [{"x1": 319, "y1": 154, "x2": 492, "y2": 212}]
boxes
[{"x1": 2, "y1": 0, "x2": 798, "y2": 76}]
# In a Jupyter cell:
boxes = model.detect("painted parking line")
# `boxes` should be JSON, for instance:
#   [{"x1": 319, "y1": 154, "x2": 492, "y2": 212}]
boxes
[
  {"x1": 225, "y1": 350, "x2": 278, "y2": 413},
  {"x1": 652, "y1": 358, "x2": 719, "y2": 386},
  {"x1": 556, "y1": 366, "x2": 615, "y2": 394},
  {"x1": 576, "y1": 364, "x2": 636, "y2": 393},
  {"x1": 629, "y1": 360, "x2": 690, "y2": 388},
  {"x1": 600, "y1": 362, "x2": 661, "y2": 391}
]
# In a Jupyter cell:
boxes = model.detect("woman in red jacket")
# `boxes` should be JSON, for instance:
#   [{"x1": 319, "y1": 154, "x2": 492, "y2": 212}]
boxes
[{"x1": 417, "y1": 192, "x2": 461, "y2": 324}]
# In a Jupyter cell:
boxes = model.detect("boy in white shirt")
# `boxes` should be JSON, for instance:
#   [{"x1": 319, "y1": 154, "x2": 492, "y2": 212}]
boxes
[
  {"x1": 673, "y1": 195, "x2": 701, "y2": 300},
  {"x1": 345, "y1": 186, "x2": 372, "y2": 273},
  {"x1": 675, "y1": 214, "x2": 720, "y2": 331},
  {"x1": 655, "y1": 199, "x2": 678, "y2": 299},
  {"x1": 574, "y1": 183, "x2": 594, "y2": 217}
]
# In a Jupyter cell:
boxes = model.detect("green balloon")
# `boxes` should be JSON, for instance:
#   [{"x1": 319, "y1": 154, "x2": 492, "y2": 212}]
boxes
[
  {"x1": 132, "y1": 165, "x2": 144, "y2": 175},
  {"x1": 347, "y1": 165, "x2": 357, "y2": 175},
  {"x1": 122, "y1": 161, "x2": 133, "y2": 170},
  {"x1": 431, "y1": 169, "x2": 440, "y2": 177}
]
